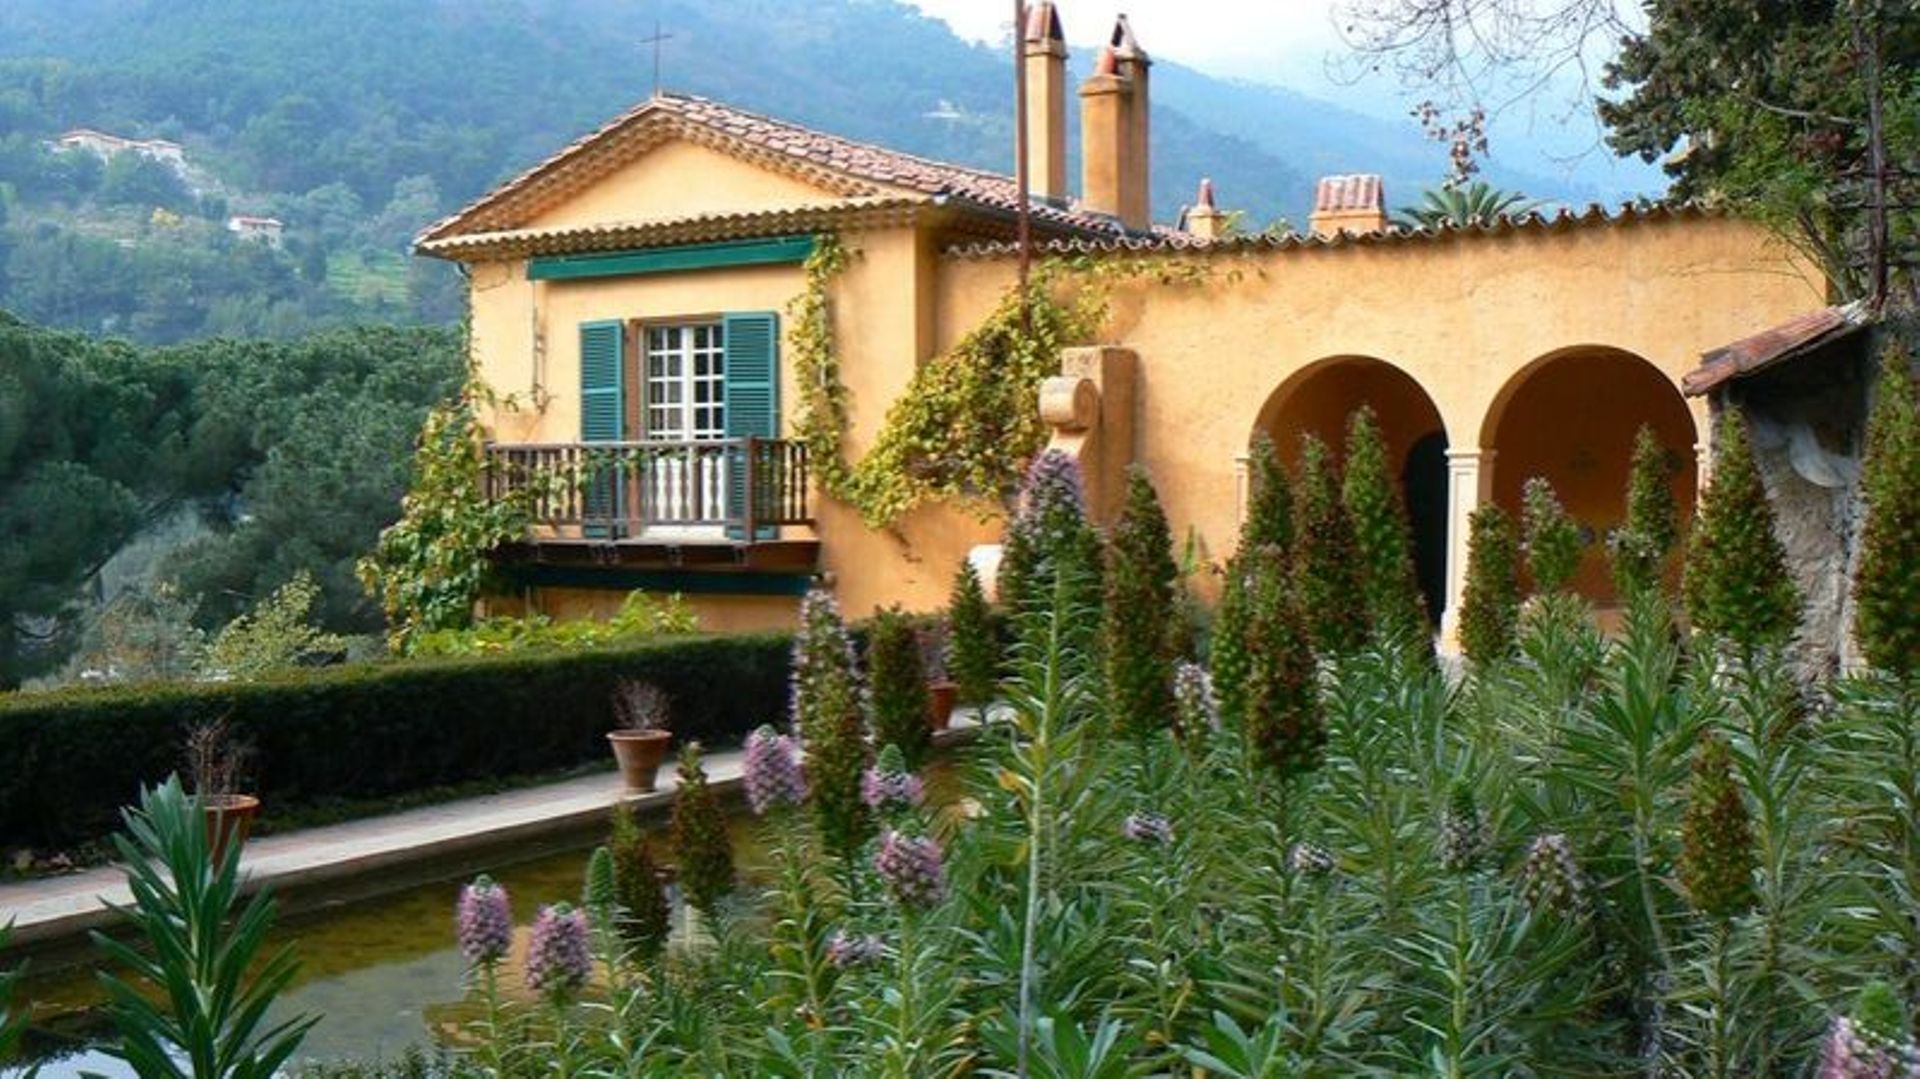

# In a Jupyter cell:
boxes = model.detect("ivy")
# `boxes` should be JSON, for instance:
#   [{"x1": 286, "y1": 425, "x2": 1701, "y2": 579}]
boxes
[{"x1": 786, "y1": 234, "x2": 853, "y2": 497}]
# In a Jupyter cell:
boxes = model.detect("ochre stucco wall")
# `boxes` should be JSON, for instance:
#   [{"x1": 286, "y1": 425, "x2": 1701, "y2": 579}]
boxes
[{"x1": 526, "y1": 140, "x2": 842, "y2": 229}]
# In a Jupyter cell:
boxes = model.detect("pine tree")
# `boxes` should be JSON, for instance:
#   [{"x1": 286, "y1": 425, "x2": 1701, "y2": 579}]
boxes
[
  {"x1": 1244, "y1": 431, "x2": 1293, "y2": 555},
  {"x1": 609, "y1": 803, "x2": 671, "y2": 958},
  {"x1": 669, "y1": 742, "x2": 735, "y2": 914},
  {"x1": 1458, "y1": 503, "x2": 1521, "y2": 667},
  {"x1": 791, "y1": 589, "x2": 871, "y2": 859},
  {"x1": 1243, "y1": 544, "x2": 1323, "y2": 779},
  {"x1": 1292, "y1": 434, "x2": 1369, "y2": 656},
  {"x1": 1683, "y1": 411, "x2": 1800, "y2": 653},
  {"x1": 947, "y1": 559, "x2": 998, "y2": 708},
  {"x1": 1342, "y1": 407, "x2": 1429, "y2": 644},
  {"x1": 1521, "y1": 477, "x2": 1584, "y2": 595},
  {"x1": 1609, "y1": 425, "x2": 1681, "y2": 597},
  {"x1": 866, "y1": 606, "x2": 932, "y2": 768},
  {"x1": 997, "y1": 449, "x2": 1104, "y2": 659},
  {"x1": 1678, "y1": 732, "x2": 1757, "y2": 920},
  {"x1": 1855, "y1": 341, "x2": 1920, "y2": 677},
  {"x1": 1105, "y1": 465, "x2": 1179, "y2": 741}
]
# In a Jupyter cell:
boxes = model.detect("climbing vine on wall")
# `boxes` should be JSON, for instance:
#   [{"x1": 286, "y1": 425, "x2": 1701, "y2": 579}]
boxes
[{"x1": 786, "y1": 234, "x2": 853, "y2": 497}]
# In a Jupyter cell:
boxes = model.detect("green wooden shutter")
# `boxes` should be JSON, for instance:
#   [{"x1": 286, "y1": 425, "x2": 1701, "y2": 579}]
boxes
[
  {"x1": 723, "y1": 311, "x2": 779, "y2": 540},
  {"x1": 579, "y1": 320, "x2": 625, "y2": 538}
]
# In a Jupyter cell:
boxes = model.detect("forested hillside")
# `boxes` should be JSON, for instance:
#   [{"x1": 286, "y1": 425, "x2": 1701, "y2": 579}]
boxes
[{"x1": 0, "y1": 0, "x2": 1600, "y2": 344}]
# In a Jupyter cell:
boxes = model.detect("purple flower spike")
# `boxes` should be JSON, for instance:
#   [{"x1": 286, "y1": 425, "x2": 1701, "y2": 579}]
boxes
[
  {"x1": 825, "y1": 931, "x2": 887, "y2": 968},
  {"x1": 525, "y1": 902, "x2": 593, "y2": 998},
  {"x1": 861, "y1": 766, "x2": 925, "y2": 812},
  {"x1": 456, "y1": 875, "x2": 513, "y2": 967},
  {"x1": 873, "y1": 829, "x2": 947, "y2": 910},
  {"x1": 1818, "y1": 1015, "x2": 1920, "y2": 1079},
  {"x1": 744, "y1": 725, "x2": 808, "y2": 815},
  {"x1": 1122, "y1": 812, "x2": 1174, "y2": 845}
]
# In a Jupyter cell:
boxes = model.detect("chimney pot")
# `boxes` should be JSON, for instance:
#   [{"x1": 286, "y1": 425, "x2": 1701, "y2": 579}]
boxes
[
  {"x1": 1309, "y1": 173, "x2": 1388, "y2": 237},
  {"x1": 1023, "y1": 3, "x2": 1069, "y2": 200}
]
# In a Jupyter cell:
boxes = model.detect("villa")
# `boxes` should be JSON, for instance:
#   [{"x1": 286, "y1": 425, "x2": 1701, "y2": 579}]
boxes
[{"x1": 415, "y1": 4, "x2": 1826, "y2": 647}]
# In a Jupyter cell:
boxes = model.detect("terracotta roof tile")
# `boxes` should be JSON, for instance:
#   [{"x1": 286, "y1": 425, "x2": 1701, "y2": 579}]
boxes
[{"x1": 1682, "y1": 301, "x2": 1872, "y2": 396}]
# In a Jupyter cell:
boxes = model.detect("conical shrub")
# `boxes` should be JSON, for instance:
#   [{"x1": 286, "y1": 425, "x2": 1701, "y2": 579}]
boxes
[
  {"x1": 947, "y1": 559, "x2": 998, "y2": 708},
  {"x1": 997, "y1": 449, "x2": 1104, "y2": 659},
  {"x1": 1683, "y1": 411, "x2": 1799, "y2": 652},
  {"x1": 1678, "y1": 732, "x2": 1756, "y2": 920},
  {"x1": 1293, "y1": 433, "x2": 1368, "y2": 656},
  {"x1": 1211, "y1": 556, "x2": 1253, "y2": 731},
  {"x1": 669, "y1": 742, "x2": 734, "y2": 914},
  {"x1": 609, "y1": 803, "x2": 670, "y2": 958},
  {"x1": 1105, "y1": 465, "x2": 1179, "y2": 741},
  {"x1": 1855, "y1": 340, "x2": 1920, "y2": 677},
  {"x1": 1458, "y1": 503, "x2": 1521, "y2": 667},
  {"x1": 1243, "y1": 544, "x2": 1324, "y2": 779},
  {"x1": 1608, "y1": 425, "x2": 1680, "y2": 597},
  {"x1": 1522, "y1": 477, "x2": 1584, "y2": 595},
  {"x1": 1343, "y1": 406, "x2": 1428, "y2": 644},
  {"x1": 866, "y1": 606, "x2": 931, "y2": 769},
  {"x1": 1243, "y1": 431, "x2": 1293, "y2": 555},
  {"x1": 791, "y1": 589, "x2": 871, "y2": 859}
]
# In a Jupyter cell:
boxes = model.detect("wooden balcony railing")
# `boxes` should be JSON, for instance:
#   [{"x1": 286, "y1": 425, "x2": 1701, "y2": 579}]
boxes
[{"x1": 483, "y1": 438, "x2": 811, "y2": 541}]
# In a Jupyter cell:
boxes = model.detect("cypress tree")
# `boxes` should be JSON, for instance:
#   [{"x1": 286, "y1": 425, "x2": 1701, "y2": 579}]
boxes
[
  {"x1": 1243, "y1": 544, "x2": 1323, "y2": 780},
  {"x1": 1342, "y1": 406, "x2": 1429, "y2": 643},
  {"x1": 947, "y1": 560, "x2": 998, "y2": 708},
  {"x1": 669, "y1": 742, "x2": 735, "y2": 914},
  {"x1": 1293, "y1": 433, "x2": 1369, "y2": 656},
  {"x1": 1608, "y1": 425, "x2": 1681, "y2": 597},
  {"x1": 866, "y1": 606, "x2": 932, "y2": 769},
  {"x1": 791, "y1": 589, "x2": 871, "y2": 859},
  {"x1": 1244, "y1": 431, "x2": 1294, "y2": 554},
  {"x1": 1105, "y1": 465, "x2": 1180, "y2": 741},
  {"x1": 1683, "y1": 411, "x2": 1800, "y2": 653},
  {"x1": 609, "y1": 803, "x2": 670, "y2": 959},
  {"x1": 1855, "y1": 341, "x2": 1920, "y2": 677},
  {"x1": 1458, "y1": 503, "x2": 1521, "y2": 667},
  {"x1": 1521, "y1": 477, "x2": 1584, "y2": 595},
  {"x1": 1678, "y1": 732, "x2": 1756, "y2": 920}
]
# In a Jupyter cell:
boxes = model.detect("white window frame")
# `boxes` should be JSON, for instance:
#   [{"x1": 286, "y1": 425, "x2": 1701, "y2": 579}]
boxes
[{"x1": 643, "y1": 321, "x2": 725, "y2": 442}]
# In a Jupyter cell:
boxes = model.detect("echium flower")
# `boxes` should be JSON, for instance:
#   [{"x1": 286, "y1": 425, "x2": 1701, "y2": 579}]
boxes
[
  {"x1": 743, "y1": 725, "x2": 808, "y2": 815},
  {"x1": 525, "y1": 902, "x2": 592, "y2": 999},
  {"x1": 456, "y1": 875, "x2": 513, "y2": 967},
  {"x1": 1122, "y1": 812, "x2": 1174, "y2": 845},
  {"x1": 1519, "y1": 833, "x2": 1588, "y2": 918},
  {"x1": 1173, "y1": 662, "x2": 1219, "y2": 739},
  {"x1": 861, "y1": 744, "x2": 925, "y2": 813},
  {"x1": 1818, "y1": 983, "x2": 1920, "y2": 1079},
  {"x1": 790, "y1": 587, "x2": 863, "y2": 738},
  {"x1": 1288, "y1": 841, "x2": 1336, "y2": 877},
  {"x1": 826, "y1": 931, "x2": 887, "y2": 968},
  {"x1": 1679, "y1": 732, "x2": 1757, "y2": 920},
  {"x1": 873, "y1": 829, "x2": 947, "y2": 909},
  {"x1": 1439, "y1": 781, "x2": 1487, "y2": 873}
]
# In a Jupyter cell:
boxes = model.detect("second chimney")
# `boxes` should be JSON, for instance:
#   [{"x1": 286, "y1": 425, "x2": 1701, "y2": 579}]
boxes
[
  {"x1": 1309, "y1": 174, "x2": 1389, "y2": 237},
  {"x1": 1023, "y1": 3, "x2": 1068, "y2": 201},
  {"x1": 1079, "y1": 46, "x2": 1146, "y2": 231},
  {"x1": 1110, "y1": 16, "x2": 1151, "y2": 230}
]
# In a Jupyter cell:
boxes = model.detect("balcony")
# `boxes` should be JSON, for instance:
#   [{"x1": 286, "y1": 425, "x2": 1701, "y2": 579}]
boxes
[{"x1": 483, "y1": 438, "x2": 818, "y2": 574}]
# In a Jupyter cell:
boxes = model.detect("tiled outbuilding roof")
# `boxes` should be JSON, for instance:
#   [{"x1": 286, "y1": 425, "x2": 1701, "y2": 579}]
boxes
[
  {"x1": 1682, "y1": 300, "x2": 1873, "y2": 396},
  {"x1": 417, "y1": 93, "x2": 1128, "y2": 254}
]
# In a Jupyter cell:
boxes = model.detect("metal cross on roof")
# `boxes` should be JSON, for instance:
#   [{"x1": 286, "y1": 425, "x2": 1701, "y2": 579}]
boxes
[{"x1": 640, "y1": 19, "x2": 675, "y2": 97}]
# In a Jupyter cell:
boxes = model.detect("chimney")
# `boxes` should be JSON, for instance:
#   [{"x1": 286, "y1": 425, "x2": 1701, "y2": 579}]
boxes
[
  {"x1": 1023, "y1": 3, "x2": 1069, "y2": 201},
  {"x1": 1110, "y1": 16, "x2": 1151, "y2": 229},
  {"x1": 1079, "y1": 47, "x2": 1145, "y2": 230},
  {"x1": 1184, "y1": 178, "x2": 1227, "y2": 240},
  {"x1": 1309, "y1": 174, "x2": 1389, "y2": 237}
]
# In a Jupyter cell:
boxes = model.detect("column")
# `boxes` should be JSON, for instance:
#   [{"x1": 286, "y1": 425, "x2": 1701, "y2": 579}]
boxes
[{"x1": 1439, "y1": 448, "x2": 1494, "y2": 652}]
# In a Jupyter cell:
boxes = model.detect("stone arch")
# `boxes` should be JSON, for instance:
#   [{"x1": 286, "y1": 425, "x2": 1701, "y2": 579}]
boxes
[
  {"x1": 1251, "y1": 355, "x2": 1450, "y2": 622},
  {"x1": 1480, "y1": 345, "x2": 1699, "y2": 603}
]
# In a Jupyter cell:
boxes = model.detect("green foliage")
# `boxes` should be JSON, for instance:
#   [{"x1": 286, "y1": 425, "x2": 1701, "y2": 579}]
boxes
[
  {"x1": 1520, "y1": 477, "x2": 1583, "y2": 594},
  {"x1": 356, "y1": 391, "x2": 537, "y2": 651},
  {"x1": 669, "y1": 742, "x2": 735, "y2": 914},
  {"x1": 866, "y1": 606, "x2": 933, "y2": 769},
  {"x1": 844, "y1": 267, "x2": 1103, "y2": 525},
  {"x1": 1678, "y1": 732, "x2": 1757, "y2": 920},
  {"x1": 1243, "y1": 544, "x2": 1323, "y2": 779},
  {"x1": 946, "y1": 559, "x2": 998, "y2": 708},
  {"x1": 1609, "y1": 425, "x2": 1681, "y2": 596},
  {"x1": 1210, "y1": 557, "x2": 1254, "y2": 732},
  {"x1": 996, "y1": 450, "x2": 1106, "y2": 666},
  {"x1": 1104, "y1": 466, "x2": 1179, "y2": 741},
  {"x1": 1392, "y1": 180, "x2": 1538, "y2": 228},
  {"x1": 1242, "y1": 432, "x2": 1293, "y2": 556},
  {"x1": 1291, "y1": 434, "x2": 1367, "y2": 656},
  {"x1": 1342, "y1": 406, "x2": 1428, "y2": 644},
  {"x1": 608, "y1": 803, "x2": 671, "y2": 961},
  {"x1": 1855, "y1": 340, "x2": 1920, "y2": 677},
  {"x1": 406, "y1": 591, "x2": 697, "y2": 658},
  {"x1": 1458, "y1": 503, "x2": 1521, "y2": 667},
  {"x1": 1683, "y1": 411, "x2": 1800, "y2": 652},
  {"x1": 785, "y1": 234, "x2": 853, "y2": 497},
  {"x1": 0, "y1": 923, "x2": 25, "y2": 1064},
  {"x1": 197, "y1": 571, "x2": 349, "y2": 680},
  {"x1": 583, "y1": 845, "x2": 618, "y2": 928},
  {"x1": 93, "y1": 776, "x2": 317, "y2": 1078},
  {"x1": 791, "y1": 590, "x2": 871, "y2": 861},
  {"x1": 0, "y1": 630, "x2": 792, "y2": 848}
]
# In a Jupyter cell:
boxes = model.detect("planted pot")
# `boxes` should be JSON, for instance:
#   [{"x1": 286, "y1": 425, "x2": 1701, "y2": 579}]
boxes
[
  {"x1": 927, "y1": 681, "x2": 958, "y2": 732},
  {"x1": 609, "y1": 730, "x2": 672, "y2": 792},
  {"x1": 201, "y1": 793, "x2": 260, "y2": 867}
]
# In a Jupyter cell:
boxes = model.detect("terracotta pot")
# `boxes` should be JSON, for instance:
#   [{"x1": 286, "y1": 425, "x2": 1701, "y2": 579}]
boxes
[
  {"x1": 201, "y1": 794, "x2": 259, "y2": 867},
  {"x1": 608, "y1": 730, "x2": 672, "y2": 792},
  {"x1": 927, "y1": 681, "x2": 958, "y2": 732}
]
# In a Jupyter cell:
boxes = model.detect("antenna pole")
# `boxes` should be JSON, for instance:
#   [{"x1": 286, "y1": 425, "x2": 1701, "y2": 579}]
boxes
[{"x1": 1013, "y1": 0, "x2": 1032, "y2": 337}]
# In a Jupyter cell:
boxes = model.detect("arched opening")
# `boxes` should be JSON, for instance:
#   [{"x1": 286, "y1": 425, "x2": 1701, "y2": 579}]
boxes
[
  {"x1": 1252, "y1": 356, "x2": 1450, "y2": 624},
  {"x1": 1481, "y1": 346, "x2": 1698, "y2": 604}
]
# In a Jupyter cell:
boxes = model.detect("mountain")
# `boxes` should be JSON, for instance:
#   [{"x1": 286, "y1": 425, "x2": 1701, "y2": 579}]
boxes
[{"x1": 0, "y1": 0, "x2": 1626, "y2": 344}]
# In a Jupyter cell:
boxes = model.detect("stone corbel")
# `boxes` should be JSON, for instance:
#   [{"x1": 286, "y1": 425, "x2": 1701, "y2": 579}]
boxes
[{"x1": 1040, "y1": 346, "x2": 1137, "y2": 525}]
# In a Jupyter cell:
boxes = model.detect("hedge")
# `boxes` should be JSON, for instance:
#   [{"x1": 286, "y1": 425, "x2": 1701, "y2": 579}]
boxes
[{"x1": 0, "y1": 632, "x2": 793, "y2": 849}]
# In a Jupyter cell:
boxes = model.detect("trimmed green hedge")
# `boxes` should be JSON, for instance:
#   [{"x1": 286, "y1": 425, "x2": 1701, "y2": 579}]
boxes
[{"x1": 0, "y1": 632, "x2": 793, "y2": 849}]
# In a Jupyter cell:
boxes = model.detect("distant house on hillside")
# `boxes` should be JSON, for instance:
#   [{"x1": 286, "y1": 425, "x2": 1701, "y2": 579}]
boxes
[
  {"x1": 226, "y1": 215, "x2": 284, "y2": 247},
  {"x1": 53, "y1": 128, "x2": 186, "y2": 169}
]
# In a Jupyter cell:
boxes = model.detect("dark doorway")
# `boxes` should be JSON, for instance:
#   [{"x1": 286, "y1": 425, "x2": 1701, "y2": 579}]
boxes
[{"x1": 1403, "y1": 431, "x2": 1449, "y2": 625}]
